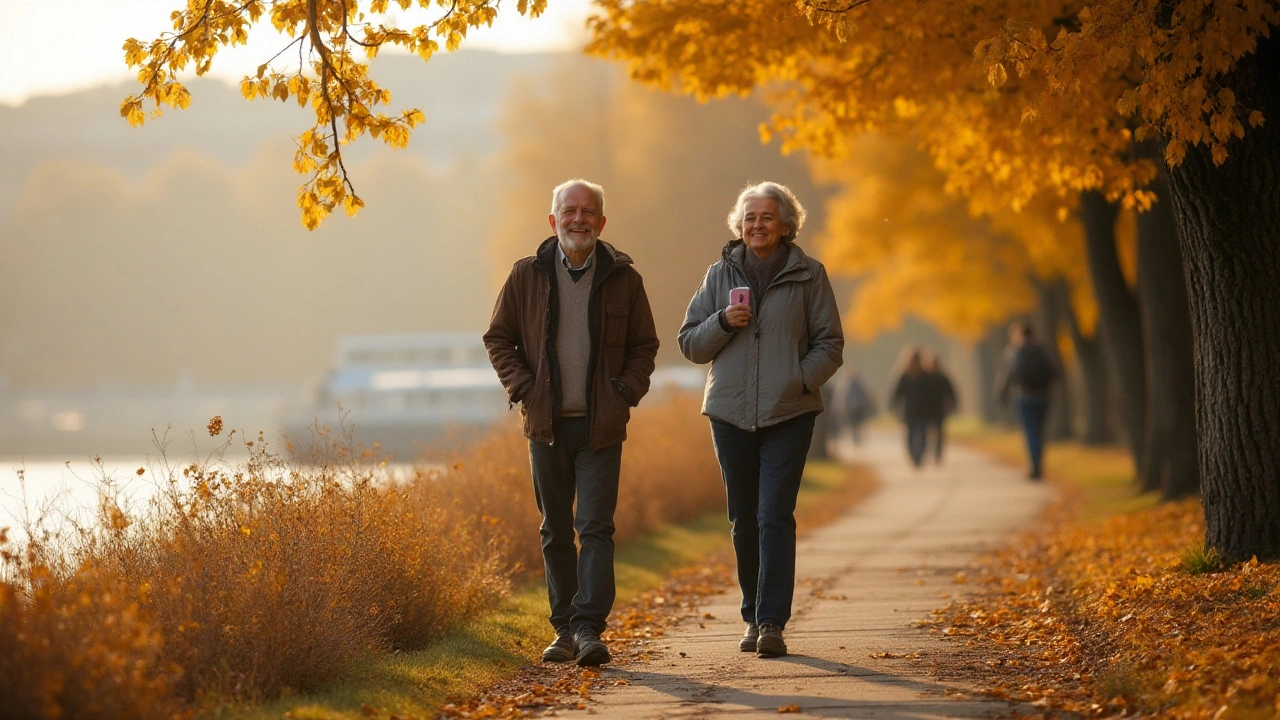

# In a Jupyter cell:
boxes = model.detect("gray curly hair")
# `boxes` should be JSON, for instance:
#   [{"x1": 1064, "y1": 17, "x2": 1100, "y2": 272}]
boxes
[{"x1": 725, "y1": 181, "x2": 807, "y2": 241}]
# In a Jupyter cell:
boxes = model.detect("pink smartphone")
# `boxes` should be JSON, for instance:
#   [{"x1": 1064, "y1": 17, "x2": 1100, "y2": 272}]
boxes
[{"x1": 730, "y1": 286, "x2": 751, "y2": 307}]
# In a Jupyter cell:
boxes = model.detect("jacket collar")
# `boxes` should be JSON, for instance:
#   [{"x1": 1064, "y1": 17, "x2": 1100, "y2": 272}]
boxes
[{"x1": 723, "y1": 239, "x2": 810, "y2": 280}]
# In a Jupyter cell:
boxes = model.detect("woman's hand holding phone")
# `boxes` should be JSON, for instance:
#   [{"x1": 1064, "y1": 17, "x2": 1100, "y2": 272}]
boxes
[{"x1": 725, "y1": 286, "x2": 752, "y2": 328}]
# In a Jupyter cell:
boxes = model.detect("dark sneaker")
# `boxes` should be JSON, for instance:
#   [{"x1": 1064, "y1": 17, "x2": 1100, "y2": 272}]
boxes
[
  {"x1": 739, "y1": 622, "x2": 760, "y2": 652},
  {"x1": 574, "y1": 629, "x2": 611, "y2": 667},
  {"x1": 540, "y1": 632, "x2": 576, "y2": 663},
  {"x1": 756, "y1": 624, "x2": 787, "y2": 658}
]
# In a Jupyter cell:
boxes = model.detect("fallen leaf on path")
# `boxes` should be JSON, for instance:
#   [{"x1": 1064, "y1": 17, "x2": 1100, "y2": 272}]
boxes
[{"x1": 778, "y1": 704, "x2": 801, "y2": 713}]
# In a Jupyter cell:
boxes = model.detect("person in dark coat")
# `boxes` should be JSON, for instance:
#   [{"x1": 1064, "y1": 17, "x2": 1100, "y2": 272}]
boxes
[
  {"x1": 890, "y1": 349, "x2": 932, "y2": 468},
  {"x1": 920, "y1": 351, "x2": 958, "y2": 463},
  {"x1": 485, "y1": 179, "x2": 660, "y2": 666},
  {"x1": 997, "y1": 322, "x2": 1061, "y2": 480},
  {"x1": 843, "y1": 369, "x2": 877, "y2": 445}
]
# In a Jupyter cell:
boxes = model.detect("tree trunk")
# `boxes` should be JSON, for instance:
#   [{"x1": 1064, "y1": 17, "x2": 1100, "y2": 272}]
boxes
[
  {"x1": 1135, "y1": 141, "x2": 1200, "y2": 499},
  {"x1": 1164, "y1": 36, "x2": 1280, "y2": 561},
  {"x1": 1034, "y1": 279, "x2": 1074, "y2": 440},
  {"x1": 1059, "y1": 279, "x2": 1115, "y2": 444},
  {"x1": 1079, "y1": 190, "x2": 1149, "y2": 480},
  {"x1": 976, "y1": 323, "x2": 1007, "y2": 425}
]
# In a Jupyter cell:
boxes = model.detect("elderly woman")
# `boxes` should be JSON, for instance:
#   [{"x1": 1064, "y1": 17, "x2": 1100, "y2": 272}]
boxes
[{"x1": 678, "y1": 181, "x2": 844, "y2": 658}]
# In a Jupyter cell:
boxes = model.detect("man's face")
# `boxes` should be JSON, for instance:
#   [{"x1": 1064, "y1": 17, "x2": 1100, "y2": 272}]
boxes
[{"x1": 549, "y1": 184, "x2": 607, "y2": 255}]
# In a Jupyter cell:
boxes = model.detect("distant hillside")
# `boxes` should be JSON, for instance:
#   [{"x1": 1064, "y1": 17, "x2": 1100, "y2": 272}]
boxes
[
  {"x1": 0, "y1": 51, "x2": 556, "y2": 391},
  {"x1": 0, "y1": 50, "x2": 554, "y2": 222}
]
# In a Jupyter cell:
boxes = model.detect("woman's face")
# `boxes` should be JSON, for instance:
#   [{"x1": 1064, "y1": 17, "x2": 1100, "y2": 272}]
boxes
[{"x1": 742, "y1": 196, "x2": 788, "y2": 258}]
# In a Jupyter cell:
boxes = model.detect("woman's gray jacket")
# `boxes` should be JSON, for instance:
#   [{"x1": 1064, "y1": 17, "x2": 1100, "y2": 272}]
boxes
[{"x1": 678, "y1": 240, "x2": 844, "y2": 431}]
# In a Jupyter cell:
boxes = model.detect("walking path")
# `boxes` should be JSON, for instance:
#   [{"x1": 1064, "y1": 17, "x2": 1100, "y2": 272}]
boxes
[{"x1": 588, "y1": 429, "x2": 1055, "y2": 718}]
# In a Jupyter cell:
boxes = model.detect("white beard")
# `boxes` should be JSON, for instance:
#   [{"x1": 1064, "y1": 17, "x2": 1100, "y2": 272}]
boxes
[{"x1": 557, "y1": 226, "x2": 598, "y2": 255}]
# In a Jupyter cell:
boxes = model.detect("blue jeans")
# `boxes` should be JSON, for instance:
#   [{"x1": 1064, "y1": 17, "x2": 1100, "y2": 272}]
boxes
[
  {"x1": 528, "y1": 416, "x2": 622, "y2": 635},
  {"x1": 1017, "y1": 395, "x2": 1050, "y2": 478},
  {"x1": 710, "y1": 413, "x2": 816, "y2": 629}
]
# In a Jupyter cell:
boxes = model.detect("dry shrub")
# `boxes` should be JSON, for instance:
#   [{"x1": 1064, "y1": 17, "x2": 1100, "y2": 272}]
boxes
[
  {"x1": 90, "y1": 426, "x2": 507, "y2": 700},
  {"x1": 424, "y1": 390, "x2": 724, "y2": 580},
  {"x1": 0, "y1": 532, "x2": 185, "y2": 719},
  {"x1": 612, "y1": 392, "x2": 724, "y2": 543},
  {"x1": 0, "y1": 392, "x2": 725, "y2": 712}
]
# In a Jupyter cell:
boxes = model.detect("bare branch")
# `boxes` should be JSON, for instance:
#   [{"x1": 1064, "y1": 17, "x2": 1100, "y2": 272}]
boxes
[{"x1": 798, "y1": 0, "x2": 876, "y2": 15}]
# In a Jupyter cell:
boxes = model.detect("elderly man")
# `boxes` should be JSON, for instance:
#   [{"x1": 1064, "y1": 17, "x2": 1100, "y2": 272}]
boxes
[{"x1": 484, "y1": 179, "x2": 659, "y2": 666}]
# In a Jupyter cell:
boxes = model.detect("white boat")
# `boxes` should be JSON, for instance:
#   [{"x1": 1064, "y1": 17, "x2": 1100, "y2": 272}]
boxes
[
  {"x1": 281, "y1": 332, "x2": 709, "y2": 461},
  {"x1": 281, "y1": 332, "x2": 508, "y2": 460}
]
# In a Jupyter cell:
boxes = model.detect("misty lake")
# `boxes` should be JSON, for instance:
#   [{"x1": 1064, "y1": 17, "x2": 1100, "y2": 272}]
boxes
[{"x1": 0, "y1": 455, "x2": 426, "y2": 545}]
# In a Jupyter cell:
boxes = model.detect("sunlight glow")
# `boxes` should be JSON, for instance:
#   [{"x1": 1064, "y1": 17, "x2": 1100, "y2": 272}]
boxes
[{"x1": 0, "y1": 0, "x2": 593, "y2": 106}]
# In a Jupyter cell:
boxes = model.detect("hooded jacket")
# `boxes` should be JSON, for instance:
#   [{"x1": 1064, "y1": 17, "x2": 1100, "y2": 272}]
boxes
[
  {"x1": 484, "y1": 236, "x2": 659, "y2": 450},
  {"x1": 678, "y1": 240, "x2": 844, "y2": 431}
]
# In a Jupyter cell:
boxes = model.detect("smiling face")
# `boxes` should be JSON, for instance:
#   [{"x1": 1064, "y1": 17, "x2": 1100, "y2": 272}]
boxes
[
  {"x1": 549, "y1": 183, "x2": 607, "y2": 256},
  {"x1": 741, "y1": 196, "x2": 788, "y2": 258}
]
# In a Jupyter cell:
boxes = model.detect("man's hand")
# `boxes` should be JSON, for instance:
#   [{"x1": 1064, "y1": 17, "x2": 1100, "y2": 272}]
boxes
[{"x1": 725, "y1": 303, "x2": 752, "y2": 328}]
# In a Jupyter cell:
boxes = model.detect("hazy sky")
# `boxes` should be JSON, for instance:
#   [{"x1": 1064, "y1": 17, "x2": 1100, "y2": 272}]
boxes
[{"x1": 0, "y1": 0, "x2": 593, "y2": 106}]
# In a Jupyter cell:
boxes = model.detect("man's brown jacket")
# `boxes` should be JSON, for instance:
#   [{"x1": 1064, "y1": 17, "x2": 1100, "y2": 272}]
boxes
[{"x1": 484, "y1": 237, "x2": 659, "y2": 450}]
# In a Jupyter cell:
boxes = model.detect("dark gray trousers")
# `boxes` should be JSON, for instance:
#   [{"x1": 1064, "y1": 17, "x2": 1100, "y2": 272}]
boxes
[{"x1": 528, "y1": 416, "x2": 622, "y2": 636}]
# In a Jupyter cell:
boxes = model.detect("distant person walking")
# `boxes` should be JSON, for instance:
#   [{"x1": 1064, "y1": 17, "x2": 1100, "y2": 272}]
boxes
[
  {"x1": 678, "y1": 181, "x2": 843, "y2": 659},
  {"x1": 484, "y1": 179, "x2": 659, "y2": 666},
  {"x1": 997, "y1": 322, "x2": 1060, "y2": 480},
  {"x1": 920, "y1": 351, "x2": 958, "y2": 463},
  {"x1": 843, "y1": 369, "x2": 877, "y2": 445},
  {"x1": 890, "y1": 349, "x2": 932, "y2": 468}
]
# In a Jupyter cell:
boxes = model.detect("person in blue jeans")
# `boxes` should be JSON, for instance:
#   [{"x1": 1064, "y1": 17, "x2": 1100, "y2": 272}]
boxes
[
  {"x1": 678, "y1": 181, "x2": 844, "y2": 658},
  {"x1": 997, "y1": 322, "x2": 1060, "y2": 480}
]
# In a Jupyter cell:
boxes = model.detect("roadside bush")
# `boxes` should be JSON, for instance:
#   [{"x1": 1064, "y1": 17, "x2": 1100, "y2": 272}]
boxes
[
  {"x1": 0, "y1": 391, "x2": 725, "y2": 714},
  {"x1": 0, "y1": 533, "x2": 185, "y2": 719}
]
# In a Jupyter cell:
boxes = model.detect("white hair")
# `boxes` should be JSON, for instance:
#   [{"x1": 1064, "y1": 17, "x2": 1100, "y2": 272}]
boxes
[
  {"x1": 725, "y1": 181, "x2": 807, "y2": 241},
  {"x1": 550, "y1": 179, "x2": 606, "y2": 217}
]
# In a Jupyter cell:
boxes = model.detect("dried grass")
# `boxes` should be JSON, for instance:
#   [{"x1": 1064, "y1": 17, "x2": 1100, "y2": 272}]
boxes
[{"x1": 0, "y1": 391, "x2": 723, "y2": 717}]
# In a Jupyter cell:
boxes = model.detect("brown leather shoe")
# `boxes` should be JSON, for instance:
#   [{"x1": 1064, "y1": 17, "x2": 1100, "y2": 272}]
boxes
[
  {"x1": 540, "y1": 632, "x2": 576, "y2": 663},
  {"x1": 756, "y1": 624, "x2": 787, "y2": 658},
  {"x1": 739, "y1": 622, "x2": 759, "y2": 652}
]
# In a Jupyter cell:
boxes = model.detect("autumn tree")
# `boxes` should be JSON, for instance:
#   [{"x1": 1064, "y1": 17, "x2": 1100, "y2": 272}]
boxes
[
  {"x1": 587, "y1": 0, "x2": 1171, "y2": 482},
  {"x1": 588, "y1": 1, "x2": 1270, "y2": 548},
  {"x1": 121, "y1": 0, "x2": 548, "y2": 229},
  {"x1": 815, "y1": 134, "x2": 1111, "y2": 442}
]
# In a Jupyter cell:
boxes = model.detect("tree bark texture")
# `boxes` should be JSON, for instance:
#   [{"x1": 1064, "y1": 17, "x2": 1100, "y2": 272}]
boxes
[
  {"x1": 1164, "y1": 36, "x2": 1280, "y2": 561},
  {"x1": 1080, "y1": 191, "x2": 1149, "y2": 479},
  {"x1": 1135, "y1": 143, "x2": 1201, "y2": 499},
  {"x1": 1035, "y1": 279, "x2": 1074, "y2": 440},
  {"x1": 1059, "y1": 279, "x2": 1116, "y2": 444},
  {"x1": 976, "y1": 324, "x2": 1007, "y2": 425}
]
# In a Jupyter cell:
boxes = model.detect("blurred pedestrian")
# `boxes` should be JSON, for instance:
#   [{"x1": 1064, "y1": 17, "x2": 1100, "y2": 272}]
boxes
[
  {"x1": 843, "y1": 369, "x2": 877, "y2": 445},
  {"x1": 921, "y1": 351, "x2": 958, "y2": 463},
  {"x1": 678, "y1": 181, "x2": 843, "y2": 659},
  {"x1": 997, "y1": 321, "x2": 1060, "y2": 480},
  {"x1": 484, "y1": 179, "x2": 659, "y2": 666},
  {"x1": 890, "y1": 348, "x2": 931, "y2": 467}
]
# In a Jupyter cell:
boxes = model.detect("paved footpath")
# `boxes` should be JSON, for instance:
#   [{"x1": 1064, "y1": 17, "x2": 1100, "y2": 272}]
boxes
[{"x1": 588, "y1": 429, "x2": 1055, "y2": 718}]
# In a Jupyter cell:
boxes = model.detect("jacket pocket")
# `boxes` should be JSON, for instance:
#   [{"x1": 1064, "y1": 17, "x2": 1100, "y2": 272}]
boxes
[{"x1": 605, "y1": 304, "x2": 629, "y2": 346}]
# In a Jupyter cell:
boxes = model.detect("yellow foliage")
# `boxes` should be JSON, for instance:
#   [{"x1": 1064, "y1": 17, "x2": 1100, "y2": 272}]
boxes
[
  {"x1": 586, "y1": 0, "x2": 1269, "y2": 225},
  {"x1": 122, "y1": 0, "x2": 547, "y2": 230},
  {"x1": 813, "y1": 134, "x2": 1094, "y2": 342}
]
